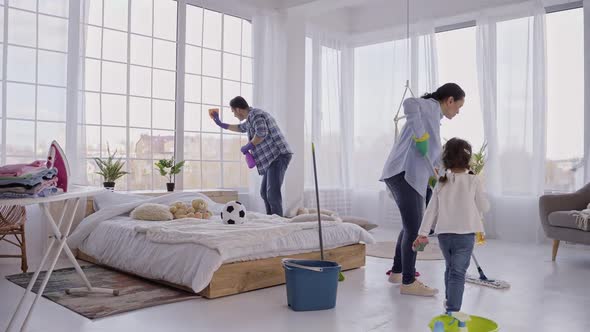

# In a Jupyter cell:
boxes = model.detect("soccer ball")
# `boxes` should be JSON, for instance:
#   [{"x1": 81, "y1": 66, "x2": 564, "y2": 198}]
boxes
[{"x1": 221, "y1": 201, "x2": 247, "y2": 225}]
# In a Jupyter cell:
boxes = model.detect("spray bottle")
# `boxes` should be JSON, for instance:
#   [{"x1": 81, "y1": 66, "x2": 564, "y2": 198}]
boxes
[
  {"x1": 433, "y1": 321, "x2": 445, "y2": 332},
  {"x1": 245, "y1": 152, "x2": 256, "y2": 169},
  {"x1": 449, "y1": 312, "x2": 471, "y2": 332}
]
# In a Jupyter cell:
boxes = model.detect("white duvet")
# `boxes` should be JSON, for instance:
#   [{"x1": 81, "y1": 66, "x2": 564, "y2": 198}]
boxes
[{"x1": 69, "y1": 192, "x2": 375, "y2": 292}]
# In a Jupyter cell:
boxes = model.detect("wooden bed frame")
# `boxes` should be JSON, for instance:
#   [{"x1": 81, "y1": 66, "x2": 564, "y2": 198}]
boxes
[{"x1": 76, "y1": 190, "x2": 366, "y2": 299}]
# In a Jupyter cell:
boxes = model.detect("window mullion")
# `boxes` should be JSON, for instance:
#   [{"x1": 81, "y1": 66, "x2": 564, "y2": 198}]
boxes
[
  {"x1": 175, "y1": 0, "x2": 187, "y2": 190},
  {"x1": 125, "y1": 0, "x2": 132, "y2": 190}
]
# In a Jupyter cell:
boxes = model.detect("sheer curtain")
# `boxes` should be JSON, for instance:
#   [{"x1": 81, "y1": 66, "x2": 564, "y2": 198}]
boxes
[
  {"x1": 250, "y1": 12, "x2": 288, "y2": 213},
  {"x1": 303, "y1": 29, "x2": 353, "y2": 215},
  {"x1": 351, "y1": 27, "x2": 438, "y2": 226},
  {"x1": 411, "y1": 23, "x2": 439, "y2": 101},
  {"x1": 476, "y1": 2, "x2": 547, "y2": 242}
]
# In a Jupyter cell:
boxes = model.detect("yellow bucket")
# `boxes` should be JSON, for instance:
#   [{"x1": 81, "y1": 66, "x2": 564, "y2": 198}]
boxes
[{"x1": 429, "y1": 314, "x2": 499, "y2": 332}]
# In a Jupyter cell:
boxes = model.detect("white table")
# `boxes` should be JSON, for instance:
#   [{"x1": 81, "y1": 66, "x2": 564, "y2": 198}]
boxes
[{"x1": 3, "y1": 186, "x2": 118, "y2": 332}]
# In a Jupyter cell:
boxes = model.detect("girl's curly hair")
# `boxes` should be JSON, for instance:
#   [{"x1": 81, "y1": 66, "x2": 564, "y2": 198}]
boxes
[{"x1": 439, "y1": 138, "x2": 473, "y2": 183}]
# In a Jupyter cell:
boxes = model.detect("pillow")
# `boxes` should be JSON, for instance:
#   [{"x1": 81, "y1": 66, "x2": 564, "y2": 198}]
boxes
[
  {"x1": 296, "y1": 207, "x2": 338, "y2": 217},
  {"x1": 130, "y1": 203, "x2": 173, "y2": 221},
  {"x1": 340, "y1": 216, "x2": 379, "y2": 231},
  {"x1": 290, "y1": 213, "x2": 340, "y2": 223},
  {"x1": 93, "y1": 191, "x2": 146, "y2": 211}
]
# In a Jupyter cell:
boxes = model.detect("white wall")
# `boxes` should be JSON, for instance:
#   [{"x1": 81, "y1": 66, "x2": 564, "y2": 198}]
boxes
[{"x1": 585, "y1": 0, "x2": 590, "y2": 183}]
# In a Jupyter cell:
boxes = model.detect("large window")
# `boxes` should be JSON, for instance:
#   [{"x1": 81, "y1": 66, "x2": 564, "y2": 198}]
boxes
[
  {"x1": 2, "y1": 1, "x2": 69, "y2": 165},
  {"x1": 436, "y1": 27, "x2": 485, "y2": 153},
  {"x1": 182, "y1": 4, "x2": 251, "y2": 191},
  {"x1": 545, "y1": 7, "x2": 584, "y2": 192},
  {"x1": 79, "y1": 0, "x2": 251, "y2": 191},
  {"x1": 81, "y1": 0, "x2": 178, "y2": 190}
]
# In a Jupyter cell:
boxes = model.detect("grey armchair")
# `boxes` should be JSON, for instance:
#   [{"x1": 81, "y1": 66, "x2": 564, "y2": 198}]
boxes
[{"x1": 539, "y1": 182, "x2": 590, "y2": 261}]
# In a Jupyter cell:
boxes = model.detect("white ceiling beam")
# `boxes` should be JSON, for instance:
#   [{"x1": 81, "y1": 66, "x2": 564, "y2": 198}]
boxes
[{"x1": 286, "y1": 0, "x2": 370, "y2": 17}]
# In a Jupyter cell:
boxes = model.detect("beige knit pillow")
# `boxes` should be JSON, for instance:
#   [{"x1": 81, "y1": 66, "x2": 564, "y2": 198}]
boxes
[
  {"x1": 290, "y1": 214, "x2": 340, "y2": 223},
  {"x1": 130, "y1": 203, "x2": 173, "y2": 221},
  {"x1": 340, "y1": 216, "x2": 379, "y2": 231}
]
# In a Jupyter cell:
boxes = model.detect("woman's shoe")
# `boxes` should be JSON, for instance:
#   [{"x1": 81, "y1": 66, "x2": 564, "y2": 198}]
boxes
[{"x1": 400, "y1": 280, "x2": 438, "y2": 297}]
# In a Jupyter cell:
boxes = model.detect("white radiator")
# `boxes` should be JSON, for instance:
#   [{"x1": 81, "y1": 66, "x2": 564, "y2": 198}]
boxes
[{"x1": 303, "y1": 188, "x2": 352, "y2": 216}]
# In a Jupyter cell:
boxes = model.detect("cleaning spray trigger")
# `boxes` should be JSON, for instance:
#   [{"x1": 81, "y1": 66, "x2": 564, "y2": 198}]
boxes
[{"x1": 449, "y1": 312, "x2": 471, "y2": 331}]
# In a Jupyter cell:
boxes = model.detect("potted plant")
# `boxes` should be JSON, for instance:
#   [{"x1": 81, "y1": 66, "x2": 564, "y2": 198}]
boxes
[
  {"x1": 94, "y1": 145, "x2": 128, "y2": 190},
  {"x1": 471, "y1": 141, "x2": 487, "y2": 175},
  {"x1": 470, "y1": 141, "x2": 487, "y2": 245},
  {"x1": 155, "y1": 158, "x2": 185, "y2": 191}
]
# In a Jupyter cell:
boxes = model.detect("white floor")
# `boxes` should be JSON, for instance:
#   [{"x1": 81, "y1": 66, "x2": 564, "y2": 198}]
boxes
[{"x1": 1, "y1": 227, "x2": 590, "y2": 332}]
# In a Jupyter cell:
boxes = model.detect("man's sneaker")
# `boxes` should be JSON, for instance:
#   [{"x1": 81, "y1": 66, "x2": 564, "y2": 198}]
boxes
[{"x1": 400, "y1": 280, "x2": 438, "y2": 297}]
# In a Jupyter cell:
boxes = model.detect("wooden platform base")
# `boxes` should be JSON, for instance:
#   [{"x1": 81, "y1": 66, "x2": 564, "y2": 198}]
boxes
[{"x1": 77, "y1": 243, "x2": 366, "y2": 299}]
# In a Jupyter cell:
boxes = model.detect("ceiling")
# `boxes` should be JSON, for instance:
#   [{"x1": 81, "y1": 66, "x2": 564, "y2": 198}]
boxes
[{"x1": 222, "y1": 0, "x2": 577, "y2": 36}]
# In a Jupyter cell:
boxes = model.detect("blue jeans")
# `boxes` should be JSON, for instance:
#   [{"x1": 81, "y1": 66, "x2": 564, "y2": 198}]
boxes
[
  {"x1": 438, "y1": 233, "x2": 475, "y2": 312},
  {"x1": 260, "y1": 154, "x2": 291, "y2": 217},
  {"x1": 385, "y1": 172, "x2": 430, "y2": 284}
]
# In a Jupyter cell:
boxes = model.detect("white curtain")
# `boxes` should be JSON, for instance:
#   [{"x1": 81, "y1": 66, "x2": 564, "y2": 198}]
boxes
[
  {"x1": 302, "y1": 29, "x2": 353, "y2": 215},
  {"x1": 476, "y1": 2, "x2": 547, "y2": 242},
  {"x1": 411, "y1": 22, "x2": 439, "y2": 99},
  {"x1": 305, "y1": 30, "x2": 345, "y2": 188},
  {"x1": 351, "y1": 26, "x2": 438, "y2": 226},
  {"x1": 250, "y1": 12, "x2": 288, "y2": 214}
]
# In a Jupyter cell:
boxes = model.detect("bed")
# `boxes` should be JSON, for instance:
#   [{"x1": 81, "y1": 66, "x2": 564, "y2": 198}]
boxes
[{"x1": 71, "y1": 190, "x2": 373, "y2": 298}]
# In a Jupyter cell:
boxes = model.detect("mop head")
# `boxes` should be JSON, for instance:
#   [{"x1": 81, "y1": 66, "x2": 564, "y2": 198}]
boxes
[{"x1": 466, "y1": 274, "x2": 510, "y2": 289}]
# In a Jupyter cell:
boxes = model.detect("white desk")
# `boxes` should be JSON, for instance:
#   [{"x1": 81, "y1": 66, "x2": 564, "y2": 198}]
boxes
[{"x1": 3, "y1": 186, "x2": 118, "y2": 332}]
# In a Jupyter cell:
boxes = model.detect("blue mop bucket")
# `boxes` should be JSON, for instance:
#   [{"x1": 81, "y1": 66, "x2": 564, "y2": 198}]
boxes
[{"x1": 282, "y1": 259, "x2": 341, "y2": 311}]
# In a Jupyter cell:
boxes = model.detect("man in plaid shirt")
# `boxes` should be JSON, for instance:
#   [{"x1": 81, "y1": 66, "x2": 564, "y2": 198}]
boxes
[{"x1": 209, "y1": 96, "x2": 293, "y2": 216}]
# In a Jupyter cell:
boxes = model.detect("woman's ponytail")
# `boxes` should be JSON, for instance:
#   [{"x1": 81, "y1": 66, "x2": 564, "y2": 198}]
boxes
[{"x1": 421, "y1": 83, "x2": 465, "y2": 102}]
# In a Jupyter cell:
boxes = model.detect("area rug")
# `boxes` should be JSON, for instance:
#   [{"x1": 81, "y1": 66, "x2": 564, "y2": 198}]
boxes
[
  {"x1": 5, "y1": 265, "x2": 199, "y2": 319},
  {"x1": 366, "y1": 240, "x2": 444, "y2": 260}
]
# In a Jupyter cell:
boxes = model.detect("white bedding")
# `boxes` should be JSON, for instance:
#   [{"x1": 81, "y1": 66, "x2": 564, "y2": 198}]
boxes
[{"x1": 72, "y1": 192, "x2": 375, "y2": 292}]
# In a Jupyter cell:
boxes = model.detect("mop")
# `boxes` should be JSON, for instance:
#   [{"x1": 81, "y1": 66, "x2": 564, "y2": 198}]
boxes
[
  {"x1": 311, "y1": 143, "x2": 345, "y2": 282},
  {"x1": 424, "y1": 155, "x2": 510, "y2": 290},
  {"x1": 466, "y1": 254, "x2": 510, "y2": 289}
]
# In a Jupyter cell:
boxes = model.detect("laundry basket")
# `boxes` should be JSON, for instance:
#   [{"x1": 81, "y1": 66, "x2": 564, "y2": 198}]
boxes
[
  {"x1": 282, "y1": 259, "x2": 341, "y2": 311},
  {"x1": 429, "y1": 314, "x2": 499, "y2": 332}
]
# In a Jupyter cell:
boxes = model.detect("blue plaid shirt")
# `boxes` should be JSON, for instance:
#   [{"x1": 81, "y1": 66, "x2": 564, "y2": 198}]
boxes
[{"x1": 238, "y1": 108, "x2": 292, "y2": 175}]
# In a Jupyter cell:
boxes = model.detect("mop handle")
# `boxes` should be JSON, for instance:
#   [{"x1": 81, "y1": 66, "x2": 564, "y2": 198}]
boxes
[
  {"x1": 424, "y1": 155, "x2": 439, "y2": 177},
  {"x1": 311, "y1": 143, "x2": 325, "y2": 261},
  {"x1": 471, "y1": 254, "x2": 481, "y2": 269}
]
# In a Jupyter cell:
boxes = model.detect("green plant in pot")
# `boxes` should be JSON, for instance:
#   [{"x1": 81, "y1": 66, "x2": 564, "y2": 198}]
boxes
[
  {"x1": 94, "y1": 145, "x2": 128, "y2": 190},
  {"x1": 470, "y1": 141, "x2": 487, "y2": 244},
  {"x1": 155, "y1": 158, "x2": 185, "y2": 191},
  {"x1": 471, "y1": 141, "x2": 487, "y2": 175}
]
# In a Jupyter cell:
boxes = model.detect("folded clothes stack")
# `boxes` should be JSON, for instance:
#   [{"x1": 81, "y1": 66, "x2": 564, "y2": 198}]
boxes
[{"x1": 0, "y1": 160, "x2": 59, "y2": 199}]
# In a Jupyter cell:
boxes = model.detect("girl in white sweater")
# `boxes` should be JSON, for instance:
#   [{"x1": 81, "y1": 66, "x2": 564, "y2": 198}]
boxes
[{"x1": 413, "y1": 137, "x2": 490, "y2": 313}]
